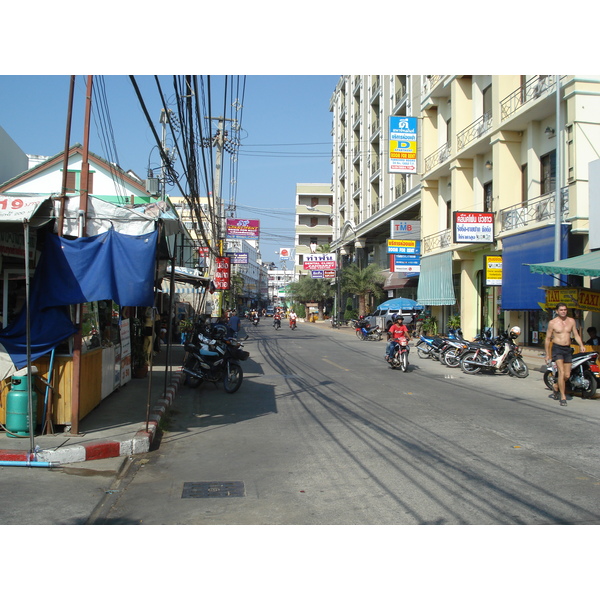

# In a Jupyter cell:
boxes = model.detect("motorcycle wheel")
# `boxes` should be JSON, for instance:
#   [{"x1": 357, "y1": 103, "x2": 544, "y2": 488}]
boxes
[
  {"x1": 416, "y1": 343, "x2": 430, "y2": 360},
  {"x1": 508, "y1": 357, "x2": 529, "y2": 378},
  {"x1": 460, "y1": 351, "x2": 484, "y2": 374},
  {"x1": 223, "y1": 363, "x2": 243, "y2": 393},
  {"x1": 543, "y1": 371, "x2": 556, "y2": 391},
  {"x1": 400, "y1": 352, "x2": 408, "y2": 372},
  {"x1": 376, "y1": 332, "x2": 383, "y2": 341},
  {"x1": 581, "y1": 371, "x2": 598, "y2": 398},
  {"x1": 183, "y1": 356, "x2": 203, "y2": 389},
  {"x1": 443, "y1": 348, "x2": 462, "y2": 368},
  {"x1": 356, "y1": 330, "x2": 365, "y2": 340}
]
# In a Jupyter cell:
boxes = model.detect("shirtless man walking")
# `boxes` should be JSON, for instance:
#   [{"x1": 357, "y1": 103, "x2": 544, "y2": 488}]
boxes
[{"x1": 544, "y1": 302, "x2": 585, "y2": 406}]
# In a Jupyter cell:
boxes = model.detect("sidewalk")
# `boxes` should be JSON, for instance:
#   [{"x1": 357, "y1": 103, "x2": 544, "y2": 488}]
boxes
[{"x1": 0, "y1": 344, "x2": 186, "y2": 466}]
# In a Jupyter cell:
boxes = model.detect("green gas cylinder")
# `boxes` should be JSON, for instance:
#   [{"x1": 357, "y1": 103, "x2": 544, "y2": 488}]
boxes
[{"x1": 6, "y1": 368, "x2": 37, "y2": 438}]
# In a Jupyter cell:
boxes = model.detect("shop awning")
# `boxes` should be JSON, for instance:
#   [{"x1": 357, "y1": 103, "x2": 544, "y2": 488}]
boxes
[
  {"x1": 382, "y1": 271, "x2": 418, "y2": 290},
  {"x1": 528, "y1": 251, "x2": 600, "y2": 277},
  {"x1": 0, "y1": 195, "x2": 54, "y2": 227},
  {"x1": 417, "y1": 251, "x2": 456, "y2": 306}
]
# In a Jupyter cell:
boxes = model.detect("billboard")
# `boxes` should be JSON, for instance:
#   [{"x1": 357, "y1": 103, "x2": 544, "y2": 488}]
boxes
[
  {"x1": 388, "y1": 116, "x2": 418, "y2": 173},
  {"x1": 303, "y1": 253, "x2": 337, "y2": 271},
  {"x1": 226, "y1": 218, "x2": 260, "y2": 239},
  {"x1": 453, "y1": 212, "x2": 495, "y2": 244}
]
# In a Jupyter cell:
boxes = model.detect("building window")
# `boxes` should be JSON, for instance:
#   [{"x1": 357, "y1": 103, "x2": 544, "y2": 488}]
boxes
[
  {"x1": 311, "y1": 197, "x2": 319, "y2": 207},
  {"x1": 541, "y1": 150, "x2": 556, "y2": 195},
  {"x1": 483, "y1": 181, "x2": 493, "y2": 212}
]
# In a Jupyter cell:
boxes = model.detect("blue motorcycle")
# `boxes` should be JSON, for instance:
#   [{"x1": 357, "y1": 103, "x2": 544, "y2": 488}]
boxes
[
  {"x1": 415, "y1": 329, "x2": 462, "y2": 361},
  {"x1": 355, "y1": 319, "x2": 383, "y2": 341}
]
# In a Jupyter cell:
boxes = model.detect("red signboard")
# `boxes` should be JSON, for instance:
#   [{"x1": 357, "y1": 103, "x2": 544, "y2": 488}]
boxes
[
  {"x1": 214, "y1": 257, "x2": 231, "y2": 290},
  {"x1": 303, "y1": 261, "x2": 336, "y2": 270}
]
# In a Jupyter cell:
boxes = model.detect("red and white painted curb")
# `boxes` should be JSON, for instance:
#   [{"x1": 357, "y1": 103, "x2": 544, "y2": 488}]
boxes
[{"x1": 0, "y1": 370, "x2": 185, "y2": 466}]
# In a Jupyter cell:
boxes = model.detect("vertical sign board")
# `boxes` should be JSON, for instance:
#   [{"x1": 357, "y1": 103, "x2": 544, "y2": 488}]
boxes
[
  {"x1": 214, "y1": 257, "x2": 231, "y2": 290},
  {"x1": 484, "y1": 255, "x2": 502, "y2": 286},
  {"x1": 389, "y1": 116, "x2": 418, "y2": 173}
]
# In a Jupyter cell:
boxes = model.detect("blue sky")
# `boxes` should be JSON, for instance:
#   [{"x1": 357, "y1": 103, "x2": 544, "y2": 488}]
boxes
[{"x1": 0, "y1": 74, "x2": 339, "y2": 264}]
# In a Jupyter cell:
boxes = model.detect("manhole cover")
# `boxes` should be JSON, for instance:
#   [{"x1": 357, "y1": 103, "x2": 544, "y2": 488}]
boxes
[{"x1": 182, "y1": 481, "x2": 245, "y2": 498}]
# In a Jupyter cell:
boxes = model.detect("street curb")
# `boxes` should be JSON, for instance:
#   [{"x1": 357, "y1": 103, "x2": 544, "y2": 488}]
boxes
[{"x1": 0, "y1": 369, "x2": 185, "y2": 466}]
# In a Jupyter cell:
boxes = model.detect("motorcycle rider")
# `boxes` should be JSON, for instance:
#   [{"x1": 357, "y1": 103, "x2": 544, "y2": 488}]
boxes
[
  {"x1": 289, "y1": 309, "x2": 297, "y2": 329},
  {"x1": 273, "y1": 310, "x2": 282, "y2": 328},
  {"x1": 545, "y1": 302, "x2": 586, "y2": 406},
  {"x1": 385, "y1": 314, "x2": 410, "y2": 362}
]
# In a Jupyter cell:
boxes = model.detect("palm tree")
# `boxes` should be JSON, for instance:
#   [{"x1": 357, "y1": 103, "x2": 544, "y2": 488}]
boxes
[
  {"x1": 341, "y1": 263, "x2": 385, "y2": 316},
  {"x1": 289, "y1": 275, "x2": 334, "y2": 320}
]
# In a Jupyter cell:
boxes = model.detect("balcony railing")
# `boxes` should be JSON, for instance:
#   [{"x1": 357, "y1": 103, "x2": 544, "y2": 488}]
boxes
[
  {"x1": 422, "y1": 75, "x2": 444, "y2": 96},
  {"x1": 422, "y1": 228, "x2": 452, "y2": 254},
  {"x1": 424, "y1": 141, "x2": 451, "y2": 172},
  {"x1": 457, "y1": 112, "x2": 492, "y2": 150},
  {"x1": 500, "y1": 75, "x2": 557, "y2": 122},
  {"x1": 498, "y1": 188, "x2": 569, "y2": 233}
]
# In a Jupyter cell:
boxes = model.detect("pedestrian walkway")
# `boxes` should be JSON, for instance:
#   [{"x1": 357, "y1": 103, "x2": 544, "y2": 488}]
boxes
[{"x1": 0, "y1": 344, "x2": 186, "y2": 466}]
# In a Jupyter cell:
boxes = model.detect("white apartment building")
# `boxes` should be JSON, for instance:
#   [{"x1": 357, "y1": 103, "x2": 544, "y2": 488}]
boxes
[
  {"x1": 294, "y1": 183, "x2": 334, "y2": 275},
  {"x1": 329, "y1": 75, "x2": 422, "y2": 299},
  {"x1": 330, "y1": 75, "x2": 600, "y2": 343}
]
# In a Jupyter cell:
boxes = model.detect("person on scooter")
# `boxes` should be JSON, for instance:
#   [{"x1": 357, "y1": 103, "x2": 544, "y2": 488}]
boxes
[
  {"x1": 273, "y1": 310, "x2": 282, "y2": 328},
  {"x1": 385, "y1": 314, "x2": 410, "y2": 362},
  {"x1": 289, "y1": 309, "x2": 297, "y2": 329},
  {"x1": 545, "y1": 302, "x2": 586, "y2": 406}
]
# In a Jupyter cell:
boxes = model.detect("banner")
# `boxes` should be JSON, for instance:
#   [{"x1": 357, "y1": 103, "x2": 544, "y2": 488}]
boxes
[
  {"x1": 226, "y1": 218, "x2": 260, "y2": 239},
  {"x1": 214, "y1": 257, "x2": 231, "y2": 290},
  {"x1": 303, "y1": 253, "x2": 336, "y2": 271}
]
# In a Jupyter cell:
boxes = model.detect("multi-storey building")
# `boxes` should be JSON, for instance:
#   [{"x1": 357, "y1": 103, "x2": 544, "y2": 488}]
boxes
[
  {"x1": 330, "y1": 75, "x2": 600, "y2": 342},
  {"x1": 329, "y1": 76, "x2": 422, "y2": 299},
  {"x1": 419, "y1": 75, "x2": 600, "y2": 342},
  {"x1": 294, "y1": 183, "x2": 334, "y2": 275}
]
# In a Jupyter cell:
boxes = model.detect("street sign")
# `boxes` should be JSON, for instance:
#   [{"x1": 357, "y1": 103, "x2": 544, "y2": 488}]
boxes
[{"x1": 387, "y1": 239, "x2": 421, "y2": 254}]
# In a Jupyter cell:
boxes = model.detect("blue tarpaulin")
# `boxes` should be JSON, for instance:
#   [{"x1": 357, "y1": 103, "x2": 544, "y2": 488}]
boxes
[{"x1": 0, "y1": 229, "x2": 158, "y2": 371}]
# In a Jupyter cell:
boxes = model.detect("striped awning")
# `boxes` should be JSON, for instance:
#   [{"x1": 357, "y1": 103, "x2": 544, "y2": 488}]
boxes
[{"x1": 417, "y1": 251, "x2": 456, "y2": 306}]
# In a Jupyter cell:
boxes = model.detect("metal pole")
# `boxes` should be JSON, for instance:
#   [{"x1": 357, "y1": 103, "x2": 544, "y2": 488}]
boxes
[
  {"x1": 554, "y1": 75, "x2": 562, "y2": 261},
  {"x1": 58, "y1": 75, "x2": 75, "y2": 237},
  {"x1": 24, "y1": 222, "x2": 34, "y2": 455}
]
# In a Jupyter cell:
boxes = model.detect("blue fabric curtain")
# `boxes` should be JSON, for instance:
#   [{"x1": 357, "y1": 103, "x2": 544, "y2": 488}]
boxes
[
  {"x1": 501, "y1": 225, "x2": 568, "y2": 310},
  {"x1": 0, "y1": 229, "x2": 158, "y2": 369}
]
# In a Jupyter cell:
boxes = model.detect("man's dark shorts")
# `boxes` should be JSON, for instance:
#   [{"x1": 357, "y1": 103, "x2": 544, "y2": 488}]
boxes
[{"x1": 552, "y1": 343, "x2": 574, "y2": 363}]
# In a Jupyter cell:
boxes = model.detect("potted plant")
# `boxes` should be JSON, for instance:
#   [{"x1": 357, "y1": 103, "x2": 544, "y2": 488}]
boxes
[
  {"x1": 422, "y1": 315, "x2": 438, "y2": 336},
  {"x1": 447, "y1": 314, "x2": 461, "y2": 333}
]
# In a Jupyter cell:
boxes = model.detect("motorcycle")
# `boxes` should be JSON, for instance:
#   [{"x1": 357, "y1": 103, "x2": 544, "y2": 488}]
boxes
[
  {"x1": 182, "y1": 324, "x2": 249, "y2": 393},
  {"x1": 442, "y1": 330, "x2": 495, "y2": 368},
  {"x1": 289, "y1": 317, "x2": 297, "y2": 330},
  {"x1": 355, "y1": 319, "x2": 383, "y2": 341},
  {"x1": 387, "y1": 337, "x2": 410, "y2": 371},
  {"x1": 273, "y1": 317, "x2": 281, "y2": 330},
  {"x1": 252, "y1": 315, "x2": 260, "y2": 327},
  {"x1": 543, "y1": 350, "x2": 599, "y2": 398},
  {"x1": 416, "y1": 329, "x2": 462, "y2": 361},
  {"x1": 460, "y1": 327, "x2": 529, "y2": 378}
]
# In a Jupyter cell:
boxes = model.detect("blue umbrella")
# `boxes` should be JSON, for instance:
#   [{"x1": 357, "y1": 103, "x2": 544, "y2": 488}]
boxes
[{"x1": 377, "y1": 298, "x2": 424, "y2": 311}]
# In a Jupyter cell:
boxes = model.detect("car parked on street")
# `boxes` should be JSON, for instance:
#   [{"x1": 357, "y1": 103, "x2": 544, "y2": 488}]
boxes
[{"x1": 365, "y1": 308, "x2": 414, "y2": 331}]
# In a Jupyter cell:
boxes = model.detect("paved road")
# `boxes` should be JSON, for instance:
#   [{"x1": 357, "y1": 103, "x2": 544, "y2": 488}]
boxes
[{"x1": 93, "y1": 321, "x2": 600, "y2": 525}]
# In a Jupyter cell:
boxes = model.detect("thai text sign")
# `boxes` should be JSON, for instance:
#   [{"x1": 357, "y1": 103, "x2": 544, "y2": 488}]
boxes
[
  {"x1": 226, "y1": 218, "x2": 260, "y2": 239},
  {"x1": 389, "y1": 116, "x2": 418, "y2": 173},
  {"x1": 214, "y1": 257, "x2": 231, "y2": 290},
  {"x1": 394, "y1": 255, "x2": 420, "y2": 273},
  {"x1": 485, "y1": 255, "x2": 502, "y2": 286},
  {"x1": 453, "y1": 212, "x2": 495, "y2": 243},
  {"x1": 387, "y1": 239, "x2": 421, "y2": 254},
  {"x1": 303, "y1": 253, "x2": 337, "y2": 271}
]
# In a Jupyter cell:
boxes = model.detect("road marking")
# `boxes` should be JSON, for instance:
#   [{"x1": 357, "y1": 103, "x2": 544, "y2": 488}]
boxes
[{"x1": 322, "y1": 358, "x2": 350, "y2": 371}]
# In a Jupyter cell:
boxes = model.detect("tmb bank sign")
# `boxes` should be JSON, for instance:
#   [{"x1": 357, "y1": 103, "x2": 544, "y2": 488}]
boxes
[
  {"x1": 303, "y1": 253, "x2": 337, "y2": 270},
  {"x1": 390, "y1": 220, "x2": 420, "y2": 240},
  {"x1": 453, "y1": 212, "x2": 495, "y2": 244}
]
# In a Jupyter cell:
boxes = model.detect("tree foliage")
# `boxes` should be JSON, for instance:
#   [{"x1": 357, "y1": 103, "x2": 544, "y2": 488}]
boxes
[
  {"x1": 341, "y1": 263, "x2": 385, "y2": 316},
  {"x1": 288, "y1": 275, "x2": 334, "y2": 318}
]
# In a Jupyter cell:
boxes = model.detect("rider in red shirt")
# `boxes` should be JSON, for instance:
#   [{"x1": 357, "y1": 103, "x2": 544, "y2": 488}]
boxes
[{"x1": 386, "y1": 314, "x2": 410, "y2": 362}]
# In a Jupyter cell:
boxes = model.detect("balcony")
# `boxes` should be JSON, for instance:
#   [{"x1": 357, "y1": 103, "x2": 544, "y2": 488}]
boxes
[
  {"x1": 500, "y1": 75, "x2": 558, "y2": 122},
  {"x1": 498, "y1": 188, "x2": 569, "y2": 233},
  {"x1": 422, "y1": 228, "x2": 453, "y2": 254},
  {"x1": 424, "y1": 141, "x2": 451, "y2": 172},
  {"x1": 457, "y1": 112, "x2": 492, "y2": 151}
]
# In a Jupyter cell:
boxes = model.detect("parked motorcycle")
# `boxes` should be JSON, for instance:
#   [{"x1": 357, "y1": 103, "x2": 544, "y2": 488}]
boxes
[
  {"x1": 182, "y1": 324, "x2": 249, "y2": 393},
  {"x1": 442, "y1": 330, "x2": 493, "y2": 368},
  {"x1": 460, "y1": 327, "x2": 529, "y2": 377},
  {"x1": 416, "y1": 329, "x2": 462, "y2": 361},
  {"x1": 388, "y1": 337, "x2": 410, "y2": 371},
  {"x1": 543, "y1": 350, "x2": 599, "y2": 398},
  {"x1": 355, "y1": 319, "x2": 383, "y2": 341}
]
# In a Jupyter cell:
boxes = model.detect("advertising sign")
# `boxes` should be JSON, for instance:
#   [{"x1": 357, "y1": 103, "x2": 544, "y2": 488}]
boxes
[
  {"x1": 214, "y1": 257, "x2": 231, "y2": 290},
  {"x1": 388, "y1": 116, "x2": 418, "y2": 173},
  {"x1": 390, "y1": 220, "x2": 420, "y2": 240},
  {"x1": 484, "y1": 255, "x2": 502, "y2": 286},
  {"x1": 394, "y1": 255, "x2": 421, "y2": 274},
  {"x1": 453, "y1": 212, "x2": 495, "y2": 244},
  {"x1": 279, "y1": 248, "x2": 292, "y2": 260},
  {"x1": 226, "y1": 218, "x2": 260, "y2": 239},
  {"x1": 303, "y1": 253, "x2": 337, "y2": 270},
  {"x1": 387, "y1": 239, "x2": 421, "y2": 254},
  {"x1": 226, "y1": 252, "x2": 248, "y2": 265},
  {"x1": 311, "y1": 270, "x2": 324, "y2": 279}
]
